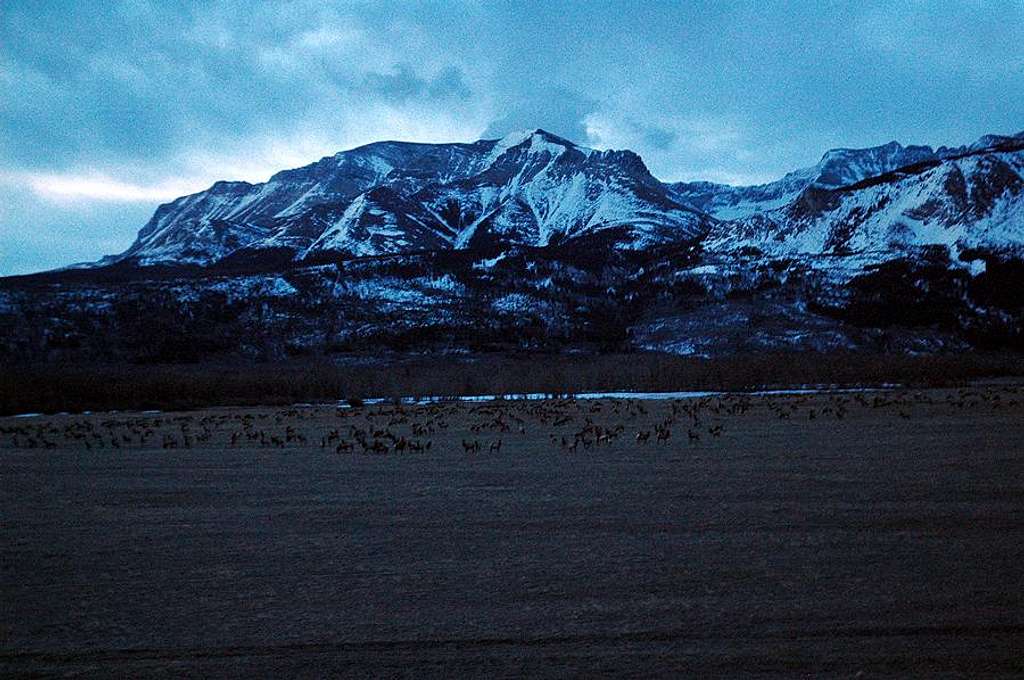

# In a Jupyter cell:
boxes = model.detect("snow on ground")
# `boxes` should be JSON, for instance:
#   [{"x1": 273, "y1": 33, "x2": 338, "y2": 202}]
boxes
[
  {"x1": 337, "y1": 278, "x2": 431, "y2": 304},
  {"x1": 340, "y1": 385, "x2": 901, "y2": 407},
  {"x1": 419, "y1": 274, "x2": 466, "y2": 295},
  {"x1": 474, "y1": 253, "x2": 507, "y2": 269},
  {"x1": 180, "y1": 276, "x2": 298, "y2": 303},
  {"x1": 491, "y1": 293, "x2": 538, "y2": 314}
]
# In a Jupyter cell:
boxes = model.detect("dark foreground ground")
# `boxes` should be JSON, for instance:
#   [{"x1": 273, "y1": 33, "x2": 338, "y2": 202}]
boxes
[{"x1": 2, "y1": 388, "x2": 1023, "y2": 677}]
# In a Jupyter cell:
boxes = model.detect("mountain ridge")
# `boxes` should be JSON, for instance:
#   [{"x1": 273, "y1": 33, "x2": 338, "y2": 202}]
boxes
[{"x1": 104, "y1": 128, "x2": 1024, "y2": 270}]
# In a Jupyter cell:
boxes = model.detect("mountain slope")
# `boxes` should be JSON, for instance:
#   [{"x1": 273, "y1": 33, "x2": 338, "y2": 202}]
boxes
[{"x1": 120, "y1": 139, "x2": 498, "y2": 265}]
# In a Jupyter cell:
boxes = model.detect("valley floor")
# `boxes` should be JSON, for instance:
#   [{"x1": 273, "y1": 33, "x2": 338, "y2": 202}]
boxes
[{"x1": 2, "y1": 388, "x2": 1023, "y2": 677}]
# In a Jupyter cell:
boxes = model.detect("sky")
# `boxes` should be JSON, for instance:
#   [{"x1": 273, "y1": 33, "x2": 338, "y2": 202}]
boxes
[{"x1": 2, "y1": 1, "x2": 1023, "y2": 275}]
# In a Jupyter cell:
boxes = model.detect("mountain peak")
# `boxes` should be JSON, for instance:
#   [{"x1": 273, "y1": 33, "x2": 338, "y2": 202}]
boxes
[
  {"x1": 487, "y1": 128, "x2": 578, "y2": 151},
  {"x1": 481, "y1": 128, "x2": 587, "y2": 167},
  {"x1": 812, "y1": 141, "x2": 936, "y2": 187},
  {"x1": 489, "y1": 128, "x2": 573, "y2": 145}
]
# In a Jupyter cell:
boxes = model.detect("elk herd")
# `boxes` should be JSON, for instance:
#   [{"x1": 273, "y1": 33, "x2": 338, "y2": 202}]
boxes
[{"x1": 1, "y1": 387, "x2": 1021, "y2": 455}]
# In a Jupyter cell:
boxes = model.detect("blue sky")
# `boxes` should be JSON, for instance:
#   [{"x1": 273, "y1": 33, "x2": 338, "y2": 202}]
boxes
[{"x1": 2, "y1": 0, "x2": 1023, "y2": 274}]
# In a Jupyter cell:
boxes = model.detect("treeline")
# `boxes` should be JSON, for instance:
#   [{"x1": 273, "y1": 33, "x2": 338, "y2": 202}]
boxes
[{"x1": 2, "y1": 351, "x2": 1022, "y2": 416}]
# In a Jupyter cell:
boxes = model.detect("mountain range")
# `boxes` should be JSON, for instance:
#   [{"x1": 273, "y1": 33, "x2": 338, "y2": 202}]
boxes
[
  {"x1": 110, "y1": 128, "x2": 1024, "y2": 268},
  {"x1": 2, "y1": 128, "x2": 1023, "y2": 362}
]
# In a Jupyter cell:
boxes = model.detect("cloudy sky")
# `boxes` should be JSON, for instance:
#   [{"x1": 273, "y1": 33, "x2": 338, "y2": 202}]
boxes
[{"x1": 2, "y1": 1, "x2": 1023, "y2": 274}]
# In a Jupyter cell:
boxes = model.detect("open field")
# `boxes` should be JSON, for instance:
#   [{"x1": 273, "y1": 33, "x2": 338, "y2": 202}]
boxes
[{"x1": 2, "y1": 386, "x2": 1024, "y2": 676}]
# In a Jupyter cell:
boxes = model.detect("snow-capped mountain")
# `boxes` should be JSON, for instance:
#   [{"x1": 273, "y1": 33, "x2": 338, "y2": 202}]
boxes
[
  {"x1": 704, "y1": 132, "x2": 1024, "y2": 259},
  {"x1": 307, "y1": 130, "x2": 709, "y2": 256},
  {"x1": 112, "y1": 128, "x2": 1024, "y2": 270},
  {"x1": 118, "y1": 129, "x2": 709, "y2": 266},
  {"x1": 668, "y1": 141, "x2": 939, "y2": 220}
]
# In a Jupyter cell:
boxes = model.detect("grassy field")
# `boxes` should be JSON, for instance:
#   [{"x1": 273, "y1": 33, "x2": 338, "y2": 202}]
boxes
[
  {"x1": 2, "y1": 350, "x2": 1024, "y2": 415},
  {"x1": 2, "y1": 386, "x2": 1023, "y2": 676}
]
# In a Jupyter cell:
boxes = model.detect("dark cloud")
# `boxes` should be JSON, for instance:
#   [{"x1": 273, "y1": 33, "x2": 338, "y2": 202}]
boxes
[
  {"x1": 427, "y1": 66, "x2": 473, "y2": 100},
  {"x1": 362, "y1": 64, "x2": 472, "y2": 103},
  {"x1": 0, "y1": 1, "x2": 480, "y2": 173},
  {"x1": 642, "y1": 126, "x2": 676, "y2": 151}
]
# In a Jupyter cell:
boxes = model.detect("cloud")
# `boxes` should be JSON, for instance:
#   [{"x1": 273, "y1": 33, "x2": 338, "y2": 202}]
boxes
[
  {"x1": 23, "y1": 173, "x2": 204, "y2": 203},
  {"x1": 0, "y1": 1, "x2": 495, "y2": 204},
  {"x1": 0, "y1": 1, "x2": 492, "y2": 173},
  {"x1": 362, "y1": 64, "x2": 473, "y2": 102},
  {"x1": 583, "y1": 109, "x2": 771, "y2": 184},
  {"x1": 854, "y1": 3, "x2": 1024, "y2": 76},
  {"x1": 481, "y1": 87, "x2": 597, "y2": 143}
]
